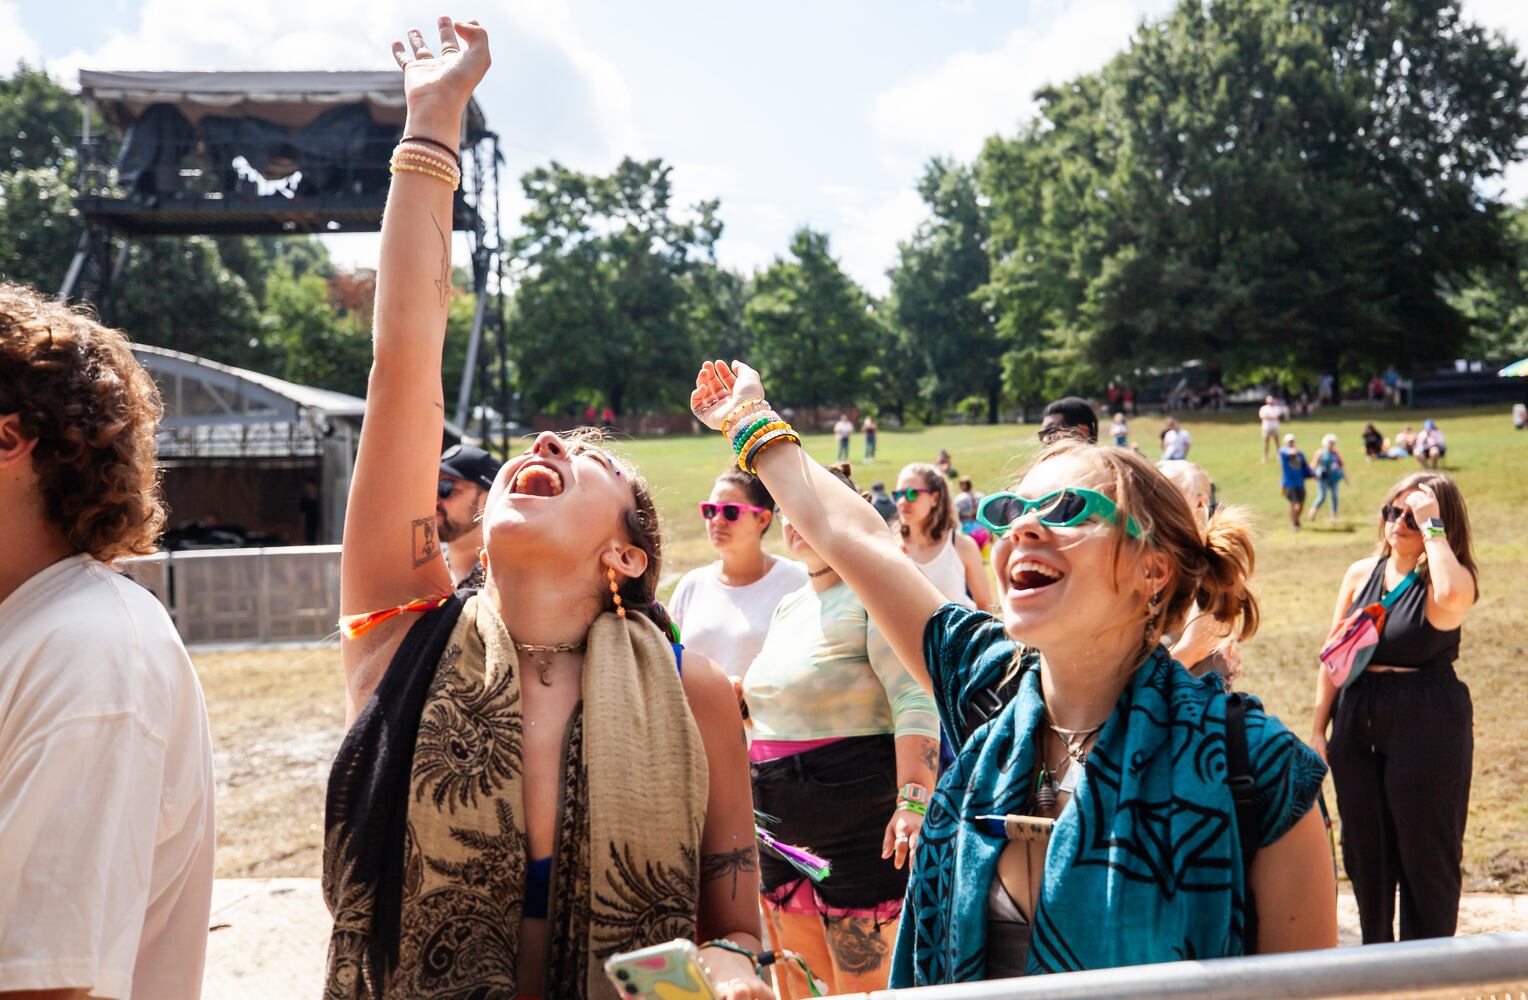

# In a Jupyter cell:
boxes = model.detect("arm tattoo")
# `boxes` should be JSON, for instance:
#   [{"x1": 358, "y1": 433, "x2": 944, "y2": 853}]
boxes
[
  {"x1": 921, "y1": 744, "x2": 939, "y2": 775},
  {"x1": 700, "y1": 846, "x2": 758, "y2": 901},
  {"x1": 431, "y1": 211, "x2": 450, "y2": 308},
  {"x1": 825, "y1": 915, "x2": 889, "y2": 974},
  {"x1": 411, "y1": 516, "x2": 438, "y2": 568}
]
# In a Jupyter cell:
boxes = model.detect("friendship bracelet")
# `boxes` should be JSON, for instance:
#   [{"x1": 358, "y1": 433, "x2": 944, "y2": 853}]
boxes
[
  {"x1": 731, "y1": 415, "x2": 777, "y2": 454},
  {"x1": 400, "y1": 134, "x2": 462, "y2": 166},
  {"x1": 721, "y1": 398, "x2": 765, "y2": 435},
  {"x1": 392, "y1": 150, "x2": 462, "y2": 183},
  {"x1": 743, "y1": 428, "x2": 799, "y2": 474},
  {"x1": 737, "y1": 422, "x2": 788, "y2": 466},
  {"x1": 389, "y1": 161, "x2": 460, "y2": 190}
]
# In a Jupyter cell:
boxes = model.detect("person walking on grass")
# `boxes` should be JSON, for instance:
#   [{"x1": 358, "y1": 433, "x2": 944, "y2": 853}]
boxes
[
  {"x1": 1259, "y1": 395, "x2": 1284, "y2": 462},
  {"x1": 1279, "y1": 433, "x2": 1315, "y2": 531},
  {"x1": 1310, "y1": 434, "x2": 1345, "y2": 525},
  {"x1": 669, "y1": 469, "x2": 808, "y2": 681},
  {"x1": 690, "y1": 359, "x2": 1336, "y2": 985},
  {"x1": 743, "y1": 463, "x2": 938, "y2": 998},
  {"x1": 321, "y1": 23, "x2": 769, "y2": 998},
  {"x1": 0, "y1": 283, "x2": 215, "y2": 1000},
  {"x1": 1312, "y1": 473, "x2": 1478, "y2": 943},
  {"x1": 835, "y1": 413, "x2": 855, "y2": 463}
]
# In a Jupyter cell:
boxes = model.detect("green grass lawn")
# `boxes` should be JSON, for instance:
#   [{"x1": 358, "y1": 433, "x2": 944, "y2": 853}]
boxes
[{"x1": 602, "y1": 403, "x2": 1528, "y2": 892}]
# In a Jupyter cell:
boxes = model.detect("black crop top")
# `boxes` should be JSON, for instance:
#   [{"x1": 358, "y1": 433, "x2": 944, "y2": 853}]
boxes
[{"x1": 1347, "y1": 557, "x2": 1460, "y2": 670}]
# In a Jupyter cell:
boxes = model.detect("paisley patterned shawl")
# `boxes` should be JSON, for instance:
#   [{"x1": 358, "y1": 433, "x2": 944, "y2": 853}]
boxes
[
  {"x1": 891, "y1": 604, "x2": 1327, "y2": 986},
  {"x1": 323, "y1": 594, "x2": 709, "y2": 999}
]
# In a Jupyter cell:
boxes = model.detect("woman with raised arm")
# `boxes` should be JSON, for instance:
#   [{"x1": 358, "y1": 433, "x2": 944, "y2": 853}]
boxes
[
  {"x1": 1311, "y1": 472, "x2": 1478, "y2": 943},
  {"x1": 691, "y1": 360, "x2": 1336, "y2": 985},
  {"x1": 321, "y1": 24, "x2": 769, "y2": 1000},
  {"x1": 895, "y1": 462, "x2": 992, "y2": 610}
]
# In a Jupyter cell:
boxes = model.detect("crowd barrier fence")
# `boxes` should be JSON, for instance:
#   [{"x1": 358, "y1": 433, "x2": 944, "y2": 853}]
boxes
[
  {"x1": 122, "y1": 545, "x2": 342, "y2": 647},
  {"x1": 834, "y1": 932, "x2": 1528, "y2": 1000}
]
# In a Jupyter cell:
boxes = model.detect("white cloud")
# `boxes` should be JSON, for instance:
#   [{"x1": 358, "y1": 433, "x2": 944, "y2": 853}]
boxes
[
  {"x1": 0, "y1": 0, "x2": 42, "y2": 70},
  {"x1": 872, "y1": 0, "x2": 1171, "y2": 160}
]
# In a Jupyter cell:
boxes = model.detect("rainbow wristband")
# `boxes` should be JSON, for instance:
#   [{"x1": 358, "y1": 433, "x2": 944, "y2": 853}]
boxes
[{"x1": 731, "y1": 414, "x2": 777, "y2": 454}]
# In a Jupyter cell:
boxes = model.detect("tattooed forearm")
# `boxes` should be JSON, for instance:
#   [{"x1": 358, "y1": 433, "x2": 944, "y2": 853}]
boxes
[
  {"x1": 700, "y1": 846, "x2": 758, "y2": 900},
  {"x1": 412, "y1": 516, "x2": 439, "y2": 568},
  {"x1": 921, "y1": 744, "x2": 938, "y2": 775},
  {"x1": 431, "y1": 211, "x2": 450, "y2": 308},
  {"x1": 825, "y1": 915, "x2": 888, "y2": 974}
]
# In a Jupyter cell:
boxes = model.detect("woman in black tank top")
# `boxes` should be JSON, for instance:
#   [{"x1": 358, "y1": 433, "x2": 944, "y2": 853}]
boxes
[{"x1": 1311, "y1": 472, "x2": 1479, "y2": 944}]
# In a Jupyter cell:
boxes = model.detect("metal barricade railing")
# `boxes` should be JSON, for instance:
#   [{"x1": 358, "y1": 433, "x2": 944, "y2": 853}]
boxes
[
  {"x1": 121, "y1": 546, "x2": 342, "y2": 647},
  {"x1": 839, "y1": 933, "x2": 1528, "y2": 1000}
]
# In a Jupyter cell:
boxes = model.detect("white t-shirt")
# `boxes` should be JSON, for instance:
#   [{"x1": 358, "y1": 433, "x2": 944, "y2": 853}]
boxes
[
  {"x1": 0, "y1": 554, "x2": 215, "y2": 1000},
  {"x1": 669, "y1": 557, "x2": 810, "y2": 679},
  {"x1": 1162, "y1": 428, "x2": 1191, "y2": 460},
  {"x1": 1258, "y1": 404, "x2": 1282, "y2": 433}
]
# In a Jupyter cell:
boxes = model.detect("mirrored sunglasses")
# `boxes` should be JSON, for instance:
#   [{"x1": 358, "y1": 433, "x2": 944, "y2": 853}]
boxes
[{"x1": 977, "y1": 487, "x2": 1143, "y2": 539}]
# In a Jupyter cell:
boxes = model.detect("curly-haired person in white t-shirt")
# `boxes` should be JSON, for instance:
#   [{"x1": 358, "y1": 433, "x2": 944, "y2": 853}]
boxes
[{"x1": 0, "y1": 282, "x2": 214, "y2": 1000}]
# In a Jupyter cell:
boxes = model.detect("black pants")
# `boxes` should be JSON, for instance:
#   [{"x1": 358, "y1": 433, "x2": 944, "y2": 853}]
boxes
[
  {"x1": 751, "y1": 734, "x2": 906, "y2": 910},
  {"x1": 1329, "y1": 669, "x2": 1473, "y2": 942}
]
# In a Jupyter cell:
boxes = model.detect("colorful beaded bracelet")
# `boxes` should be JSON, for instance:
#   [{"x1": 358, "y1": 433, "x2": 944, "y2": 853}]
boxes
[
  {"x1": 742, "y1": 428, "x2": 799, "y2": 473},
  {"x1": 721, "y1": 398, "x2": 765, "y2": 435},
  {"x1": 731, "y1": 414, "x2": 777, "y2": 454},
  {"x1": 736, "y1": 421, "x2": 788, "y2": 466}
]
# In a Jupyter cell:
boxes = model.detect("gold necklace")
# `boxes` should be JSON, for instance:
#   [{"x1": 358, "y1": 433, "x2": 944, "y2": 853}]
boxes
[{"x1": 513, "y1": 639, "x2": 585, "y2": 685}]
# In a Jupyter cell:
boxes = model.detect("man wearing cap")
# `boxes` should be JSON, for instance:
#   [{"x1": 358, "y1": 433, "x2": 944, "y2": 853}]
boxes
[
  {"x1": 1278, "y1": 432, "x2": 1315, "y2": 531},
  {"x1": 437, "y1": 443, "x2": 502, "y2": 588}
]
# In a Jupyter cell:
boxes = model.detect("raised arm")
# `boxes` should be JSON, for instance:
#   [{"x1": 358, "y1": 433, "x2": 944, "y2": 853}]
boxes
[
  {"x1": 340, "y1": 20, "x2": 490, "y2": 696},
  {"x1": 691, "y1": 361, "x2": 947, "y2": 692}
]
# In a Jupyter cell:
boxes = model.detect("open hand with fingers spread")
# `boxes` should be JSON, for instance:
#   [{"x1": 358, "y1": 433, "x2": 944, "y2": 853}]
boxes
[
  {"x1": 391, "y1": 16, "x2": 491, "y2": 144},
  {"x1": 691, "y1": 359, "x2": 766, "y2": 432}
]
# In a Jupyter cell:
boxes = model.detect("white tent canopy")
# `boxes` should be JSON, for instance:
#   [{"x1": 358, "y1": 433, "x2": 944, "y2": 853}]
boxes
[{"x1": 79, "y1": 69, "x2": 486, "y2": 136}]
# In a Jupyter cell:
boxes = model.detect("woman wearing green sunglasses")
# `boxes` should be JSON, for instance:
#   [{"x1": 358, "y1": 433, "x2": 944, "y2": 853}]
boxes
[{"x1": 690, "y1": 360, "x2": 1336, "y2": 986}]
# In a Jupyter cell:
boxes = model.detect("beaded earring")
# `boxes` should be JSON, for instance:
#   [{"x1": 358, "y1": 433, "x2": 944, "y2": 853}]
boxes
[{"x1": 608, "y1": 566, "x2": 626, "y2": 619}]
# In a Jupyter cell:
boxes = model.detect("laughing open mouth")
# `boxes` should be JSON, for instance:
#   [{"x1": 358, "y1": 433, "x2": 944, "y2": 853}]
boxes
[
  {"x1": 511, "y1": 462, "x2": 564, "y2": 497},
  {"x1": 1009, "y1": 559, "x2": 1063, "y2": 591}
]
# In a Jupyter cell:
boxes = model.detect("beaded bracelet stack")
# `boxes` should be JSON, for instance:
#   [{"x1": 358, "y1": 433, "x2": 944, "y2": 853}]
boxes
[
  {"x1": 389, "y1": 136, "x2": 462, "y2": 190},
  {"x1": 722, "y1": 397, "x2": 801, "y2": 473}
]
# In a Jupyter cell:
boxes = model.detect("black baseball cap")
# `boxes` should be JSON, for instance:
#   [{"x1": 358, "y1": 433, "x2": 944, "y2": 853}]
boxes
[{"x1": 440, "y1": 443, "x2": 502, "y2": 490}]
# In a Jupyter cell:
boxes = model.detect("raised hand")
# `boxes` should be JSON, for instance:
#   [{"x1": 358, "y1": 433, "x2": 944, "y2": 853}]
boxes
[
  {"x1": 690, "y1": 359, "x2": 766, "y2": 432},
  {"x1": 390, "y1": 17, "x2": 491, "y2": 142}
]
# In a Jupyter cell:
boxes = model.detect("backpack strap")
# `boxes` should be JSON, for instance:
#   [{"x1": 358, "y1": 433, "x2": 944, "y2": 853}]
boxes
[{"x1": 1225, "y1": 691, "x2": 1261, "y2": 954}]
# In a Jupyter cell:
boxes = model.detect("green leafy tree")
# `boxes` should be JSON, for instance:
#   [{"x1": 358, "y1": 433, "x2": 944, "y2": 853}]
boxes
[
  {"x1": 979, "y1": 0, "x2": 1528, "y2": 387},
  {"x1": 887, "y1": 159, "x2": 1003, "y2": 421},
  {"x1": 508, "y1": 157, "x2": 719, "y2": 416},
  {"x1": 745, "y1": 227, "x2": 879, "y2": 410}
]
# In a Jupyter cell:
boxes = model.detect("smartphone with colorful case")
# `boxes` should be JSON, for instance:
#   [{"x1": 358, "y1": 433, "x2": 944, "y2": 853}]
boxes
[{"x1": 603, "y1": 939, "x2": 720, "y2": 1000}]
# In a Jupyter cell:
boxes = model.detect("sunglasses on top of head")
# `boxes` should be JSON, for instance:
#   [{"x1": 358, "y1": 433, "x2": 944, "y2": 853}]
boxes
[
  {"x1": 891, "y1": 488, "x2": 930, "y2": 502},
  {"x1": 700, "y1": 501, "x2": 771, "y2": 522},
  {"x1": 1380, "y1": 505, "x2": 1419, "y2": 531},
  {"x1": 976, "y1": 487, "x2": 1143, "y2": 539}
]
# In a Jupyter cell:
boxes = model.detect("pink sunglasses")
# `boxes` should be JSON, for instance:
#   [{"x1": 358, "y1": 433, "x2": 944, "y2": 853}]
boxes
[{"x1": 700, "y1": 501, "x2": 770, "y2": 522}]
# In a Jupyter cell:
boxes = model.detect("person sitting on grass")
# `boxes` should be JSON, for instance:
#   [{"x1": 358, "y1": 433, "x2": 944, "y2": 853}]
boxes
[
  {"x1": 1279, "y1": 433, "x2": 1316, "y2": 531},
  {"x1": 1414, "y1": 419, "x2": 1446, "y2": 470},
  {"x1": 321, "y1": 22, "x2": 769, "y2": 999}
]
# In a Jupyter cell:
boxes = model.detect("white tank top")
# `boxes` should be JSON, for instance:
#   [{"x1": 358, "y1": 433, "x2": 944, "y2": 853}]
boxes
[{"x1": 911, "y1": 533, "x2": 974, "y2": 608}]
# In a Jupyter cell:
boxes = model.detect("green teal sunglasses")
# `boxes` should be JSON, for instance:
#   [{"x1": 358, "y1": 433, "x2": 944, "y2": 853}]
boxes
[{"x1": 976, "y1": 488, "x2": 1143, "y2": 539}]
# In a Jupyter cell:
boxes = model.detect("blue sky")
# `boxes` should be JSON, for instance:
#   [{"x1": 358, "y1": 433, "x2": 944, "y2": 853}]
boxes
[{"x1": 8, "y1": 0, "x2": 1527, "y2": 294}]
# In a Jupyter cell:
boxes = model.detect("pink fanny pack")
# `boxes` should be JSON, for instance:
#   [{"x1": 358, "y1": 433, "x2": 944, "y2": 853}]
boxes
[{"x1": 1319, "y1": 568, "x2": 1418, "y2": 688}]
